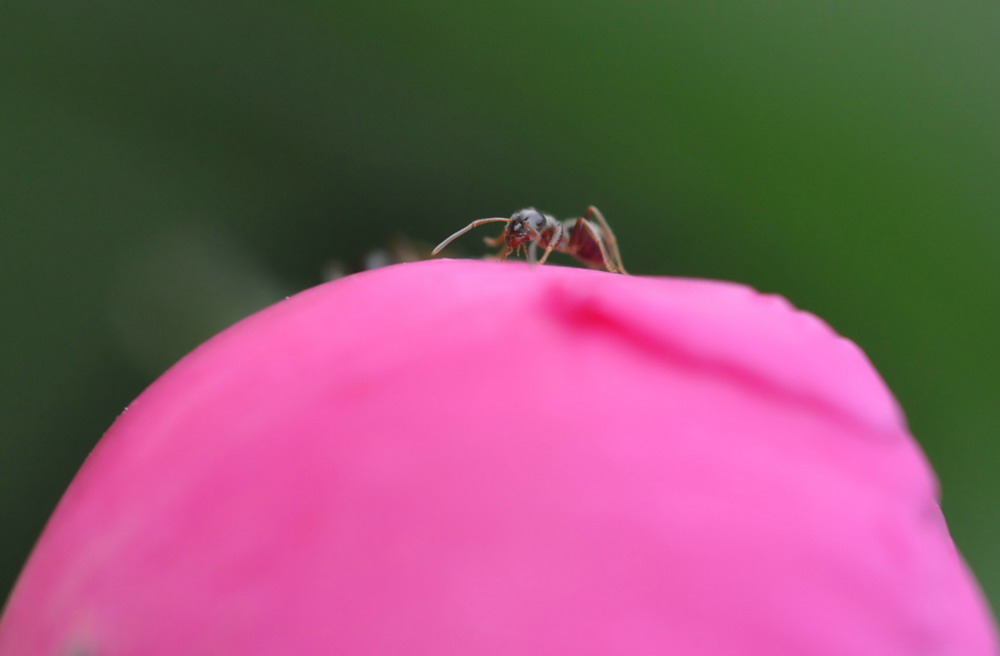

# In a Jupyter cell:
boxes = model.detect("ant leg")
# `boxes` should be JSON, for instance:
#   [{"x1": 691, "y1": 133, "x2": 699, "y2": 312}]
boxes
[
  {"x1": 537, "y1": 224, "x2": 562, "y2": 265},
  {"x1": 527, "y1": 240, "x2": 538, "y2": 264},
  {"x1": 593, "y1": 233, "x2": 617, "y2": 273},
  {"x1": 585, "y1": 206, "x2": 627, "y2": 274},
  {"x1": 483, "y1": 243, "x2": 513, "y2": 261},
  {"x1": 482, "y1": 233, "x2": 505, "y2": 247}
]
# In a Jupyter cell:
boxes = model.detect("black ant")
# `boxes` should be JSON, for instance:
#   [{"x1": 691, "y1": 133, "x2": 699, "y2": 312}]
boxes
[{"x1": 432, "y1": 206, "x2": 627, "y2": 274}]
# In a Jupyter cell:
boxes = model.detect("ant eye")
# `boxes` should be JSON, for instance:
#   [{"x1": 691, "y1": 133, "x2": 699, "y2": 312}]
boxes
[{"x1": 532, "y1": 215, "x2": 545, "y2": 229}]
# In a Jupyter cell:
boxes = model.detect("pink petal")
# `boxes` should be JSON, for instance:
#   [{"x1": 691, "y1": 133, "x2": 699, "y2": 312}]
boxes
[{"x1": 1, "y1": 260, "x2": 996, "y2": 655}]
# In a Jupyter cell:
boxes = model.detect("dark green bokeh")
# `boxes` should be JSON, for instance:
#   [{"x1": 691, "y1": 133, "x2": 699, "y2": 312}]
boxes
[{"x1": 2, "y1": 0, "x2": 997, "y2": 613}]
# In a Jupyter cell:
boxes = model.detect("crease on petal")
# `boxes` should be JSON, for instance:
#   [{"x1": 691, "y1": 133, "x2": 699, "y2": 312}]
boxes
[{"x1": 536, "y1": 274, "x2": 906, "y2": 440}]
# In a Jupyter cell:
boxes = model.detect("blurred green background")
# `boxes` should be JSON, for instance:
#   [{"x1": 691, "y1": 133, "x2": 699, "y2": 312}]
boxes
[{"x1": 2, "y1": 0, "x2": 997, "y2": 613}]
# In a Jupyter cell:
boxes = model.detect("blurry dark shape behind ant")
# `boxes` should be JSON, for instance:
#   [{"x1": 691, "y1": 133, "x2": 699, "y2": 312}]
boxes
[{"x1": 322, "y1": 235, "x2": 433, "y2": 281}]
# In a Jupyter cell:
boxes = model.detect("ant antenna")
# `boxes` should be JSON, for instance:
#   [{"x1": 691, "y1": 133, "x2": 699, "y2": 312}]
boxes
[{"x1": 431, "y1": 218, "x2": 509, "y2": 255}]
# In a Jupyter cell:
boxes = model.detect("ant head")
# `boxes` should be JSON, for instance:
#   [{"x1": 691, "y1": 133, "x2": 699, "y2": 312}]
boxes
[{"x1": 506, "y1": 208, "x2": 547, "y2": 247}]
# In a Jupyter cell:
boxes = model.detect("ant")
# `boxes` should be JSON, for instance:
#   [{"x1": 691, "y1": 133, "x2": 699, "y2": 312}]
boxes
[{"x1": 432, "y1": 206, "x2": 627, "y2": 274}]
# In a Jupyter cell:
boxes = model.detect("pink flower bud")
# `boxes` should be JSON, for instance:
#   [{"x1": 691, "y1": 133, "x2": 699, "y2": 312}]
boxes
[{"x1": 1, "y1": 260, "x2": 996, "y2": 655}]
